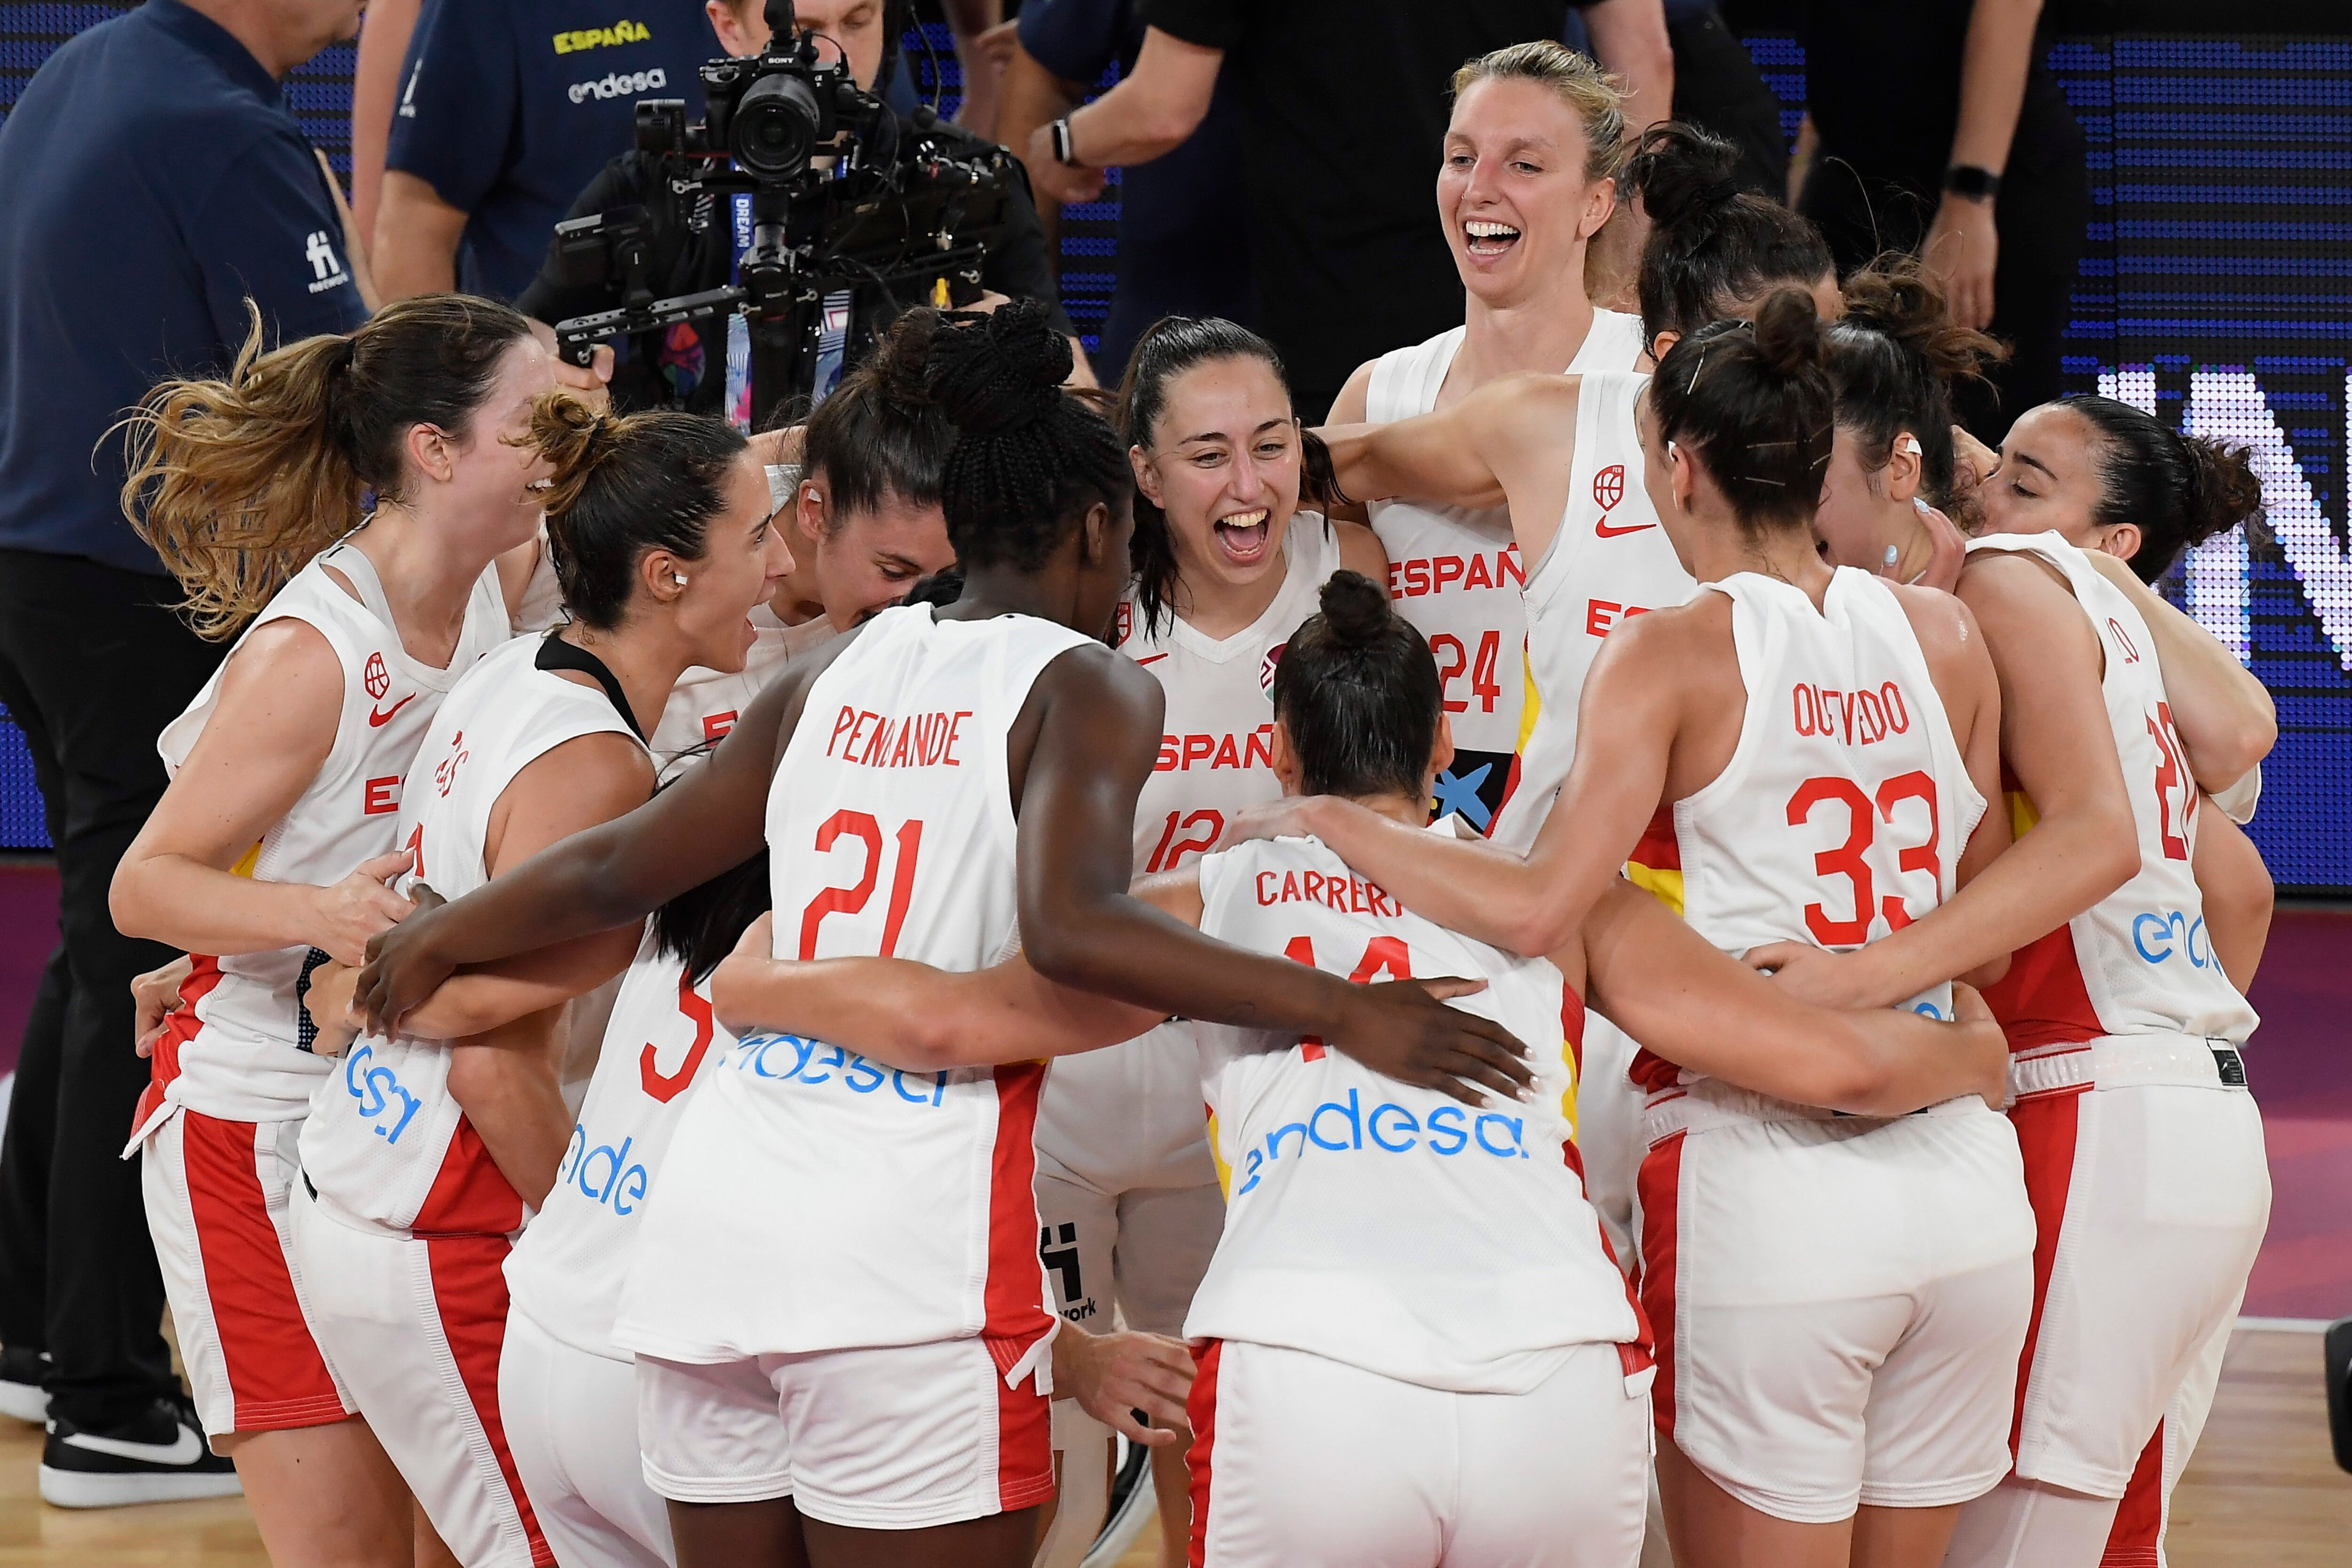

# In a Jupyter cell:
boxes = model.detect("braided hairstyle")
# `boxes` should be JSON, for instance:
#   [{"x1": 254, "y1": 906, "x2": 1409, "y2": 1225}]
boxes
[
  {"x1": 923, "y1": 301, "x2": 1130, "y2": 572},
  {"x1": 1628, "y1": 122, "x2": 1834, "y2": 347},
  {"x1": 1827, "y1": 254, "x2": 2007, "y2": 519},
  {"x1": 1270, "y1": 571, "x2": 1443, "y2": 800},
  {"x1": 1649, "y1": 288, "x2": 1835, "y2": 535},
  {"x1": 2059, "y1": 396, "x2": 2269, "y2": 583}
]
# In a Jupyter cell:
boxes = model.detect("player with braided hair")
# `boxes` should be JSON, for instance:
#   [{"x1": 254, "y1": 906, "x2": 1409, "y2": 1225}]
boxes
[{"x1": 349, "y1": 300, "x2": 1533, "y2": 1568}]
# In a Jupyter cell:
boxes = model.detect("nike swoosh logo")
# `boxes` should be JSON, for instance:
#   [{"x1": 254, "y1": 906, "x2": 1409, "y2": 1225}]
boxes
[
  {"x1": 1135, "y1": 654, "x2": 1170, "y2": 665},
  {"x1": 62, "y1": 1425, "x2": 204, "y2": 1465},
  {"x1": 367, "y1": 693, "x2": 417, "y2": 728},
  {"x1": 1594, "y1": 518, "x2": 1658, "y2": 538}
]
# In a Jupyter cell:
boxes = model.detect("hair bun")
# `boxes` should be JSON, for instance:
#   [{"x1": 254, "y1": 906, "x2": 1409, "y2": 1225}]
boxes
[
  {"x1": 925, "y1": 301, "x2": 1073, "y2": 437},
  {"x1": 1837, "y1": 253, "x2": 2007, "y2": 383},
  {"x1": 1751, "y1": 289, "x2": 1826, "y2": 376},
  {"x1": 873, "y1": 308, "x2": 943, "y2": 414},
  {"x1": 1316, "y1": 570, "x2": 1391, "y2": 647},
  {"x1": 2177, "y1": 434, "x2": 2266, "y2": 550},
  {"x1": 1626, "y1": 121, "x2": 1743, "y2": 230}
]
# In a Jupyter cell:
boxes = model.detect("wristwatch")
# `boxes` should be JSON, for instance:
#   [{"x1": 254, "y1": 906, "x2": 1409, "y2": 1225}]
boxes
[
  {"x1": 1050, "y1": 117, "x2": 1081, "y2": 167},
  {"x1": 1943, "y1": 164, "x2": 2002, "y2": 203}
]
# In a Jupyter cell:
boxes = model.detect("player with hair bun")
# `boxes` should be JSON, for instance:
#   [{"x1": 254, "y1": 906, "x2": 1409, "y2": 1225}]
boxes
[
  {"x1": 347, "y1": 301, "x2": 1533, "y2": 1568},
  {"x1": 288, "y1": 396, "x2": 789, "y2": 1568}
]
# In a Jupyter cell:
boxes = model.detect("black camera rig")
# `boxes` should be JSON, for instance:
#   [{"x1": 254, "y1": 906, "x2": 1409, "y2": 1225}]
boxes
[{"x1": 549, "y1": 0, "x2": 1015, "y2": 430}]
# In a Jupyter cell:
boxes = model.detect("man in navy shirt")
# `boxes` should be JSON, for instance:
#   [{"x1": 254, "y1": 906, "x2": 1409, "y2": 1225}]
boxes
[
  {"x1": 372, "y1": 0, "x2": 720, "y2": 301},
  {"x1": 0, "y1": 0, "x2": 366, "y2": 1507}
]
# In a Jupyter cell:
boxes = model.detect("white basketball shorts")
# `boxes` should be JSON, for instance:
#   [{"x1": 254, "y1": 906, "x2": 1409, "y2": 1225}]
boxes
[{"x1": 501, "y1": 1308, "x2": 673, "y2": 1568}]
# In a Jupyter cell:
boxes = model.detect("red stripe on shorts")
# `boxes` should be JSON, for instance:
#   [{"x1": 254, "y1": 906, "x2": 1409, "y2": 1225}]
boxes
[
  {"x1": 2099, "y1": 1418, "x2": 2167, "y2": 1567},
  {"x1": 1637, "y1": 1130, "x2": 1686, "y2": 1438},
  {"x1": 423, "y1": 1234, "x2": 553, "y2": 1568},
  {"x1": 989, "y1": 1333, "x2": 1054, "y2": 1514},
  {"x1": 2008, "y1": 1087, "x2": 2088, "y2": 1460},
  {"x1": 180, "y1": 1111, "x2": 347, "y2": 1431},
  {"x1": 131, "y1": 956, "x2": 225, "y2": 1137},
  {"x1": 1184, "y1": 1339, "x2": 1224, "y2": 1568},
  {"x1": 982, "y1": 1061, "x2": 1053, "y2": 1341}
]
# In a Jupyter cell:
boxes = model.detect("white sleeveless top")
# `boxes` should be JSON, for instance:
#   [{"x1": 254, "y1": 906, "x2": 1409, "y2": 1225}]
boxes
[
  {"x1": 1366, "y1": 309, "x2": 1646, "y2": 812},
  {"x1": 612, "y1": 605, "x2": 1094, "y2": 1365},
  {"x1": 1628, "y1": 569, "x2": 1982, "y2": 1095},
  {"x1": 650, "y1": 606, "x2": 837, "y2": 764},
  {"x1": 1184, "y1": 830, "x2": 1648, "y2": 1394},
  {"x1": 1965, "y1": 533, "x2": 2259, "y2": 1050},
  {"x1": 504, "y1": 936, "x2": 735, "y2": 1360},
  {"x1": 1493, "y1": 368, "x2": 1696, "y2": 851},
  {"x1": 298, "y1": 634, "x2": 649, "y2": 1235},
  {"x1": 134, "y1": 542, "x2": 509, "y2": 1135},
  {"x1": 1112, "y1": 512, "x2": 1343, "y2": 873}
]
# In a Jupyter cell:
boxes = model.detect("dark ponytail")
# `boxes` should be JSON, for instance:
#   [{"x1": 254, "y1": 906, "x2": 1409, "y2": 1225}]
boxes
[
  {"x1": 1828, "y1": 254, "x2": 2006, "y2": 519},
  {"x1": 1628, "y1": 122, "x2": 1834, "y2": 347},
  {"x1": 527, "y1": 395, "x2": 750, "y2": 631},
  {"x1": 1269, "y1": 571, "x2": 1442, "y2": 800},
  {"x1": 803, "y1": 308, "x2": 954, "y2": 527},
  {"x1": 649, "y1": 841, "x2": 772, "y2": 985},
  {"x1": 924, "y1": 301, "x2": 1130, "y2": 570},
  {"x1": 1650, "y1": 288, "x2": 1835, "y2": 534},
  {"x1": 2062, "y1": 396, "x2": 2269, "y2": 582},
  {"x1": 1114, "y1": 315, "x2": 1303, "y2": 636}
]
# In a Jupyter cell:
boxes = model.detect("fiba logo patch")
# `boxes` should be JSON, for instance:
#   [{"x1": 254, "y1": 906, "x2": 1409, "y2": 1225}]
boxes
[
  {"x1": 1259, "y1": 641, "x2": 1286, "y2": 692},
  {"x1": 363, "y1": 651, "x2": 391, "y2": 702},
  {"x1": 1593, "y1": 464, "x2": 1625, "y2": 511},
  {"x1": 1113, "y1": 601, "x2": 1132, "y2": 648}
]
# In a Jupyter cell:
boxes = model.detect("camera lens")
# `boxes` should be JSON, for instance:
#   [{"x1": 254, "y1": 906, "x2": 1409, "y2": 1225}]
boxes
[{"x1": 732, "y1": 70, "x2": 821, "y2": 179}]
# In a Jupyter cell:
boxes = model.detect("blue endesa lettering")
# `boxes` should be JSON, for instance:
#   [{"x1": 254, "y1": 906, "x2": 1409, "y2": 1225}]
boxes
[
  {"x1": 1233, "y1": 1088, "x2": 1527, "y2": 1196},
  {"x1": 727, "y1": 1032, "x2": 947, "y2": 1105},
  {"x1": 556, "y1": 1126, "x2": 651, "y2": 1216},
  {"x1": 2132, "y1": 910, "x2": 2211, "y2": 968},
  {"x1": 342, "y1": 1042, "x2": 422, "y2": 1144}
]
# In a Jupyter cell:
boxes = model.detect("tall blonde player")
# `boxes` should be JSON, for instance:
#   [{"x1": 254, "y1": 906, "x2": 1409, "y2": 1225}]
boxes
[{"x1": 108, "y1": 300, "x2": 554, "y2": 1547}]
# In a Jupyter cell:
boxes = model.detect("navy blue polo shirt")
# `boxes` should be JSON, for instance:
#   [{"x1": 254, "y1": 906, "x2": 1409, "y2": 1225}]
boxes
[
  {"x1": 0, "y1": 0, "x2": 367, "y2": 574},
  {"x1": 1018, "y1": 0, "x2": 1250, "y2": 383},
  {"x1": 389, "y1": 0, "x2": 717, "y2": 301}
]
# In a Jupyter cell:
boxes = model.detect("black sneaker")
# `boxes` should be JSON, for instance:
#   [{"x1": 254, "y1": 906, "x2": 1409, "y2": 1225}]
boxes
[
  {"x1": 0, "y1": 1345, "x2": 48, "y2": 1423},
  {"x1": 39, "y1": 1394, "x2": 241, "y2": 1508}
]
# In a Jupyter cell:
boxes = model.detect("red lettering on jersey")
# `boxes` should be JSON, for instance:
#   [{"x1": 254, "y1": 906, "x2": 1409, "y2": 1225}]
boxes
[
  {"x1": 826, "y1": 706, "x2": 974, "y2": 768},
  {"x1": 1302, "y1": 871, "x2": 1325, "y2": 906},
  {"x1": 1255, "y1": 867, "x2": 1398, "y2": 916},
  {"x1": 1212, "y1": 734, "x2": 1241, "y2": 769},
  {"x1": 827, "y1": 705, "x2": 859, "y2": 754},
  {"x1": 1789, "y1": 681, "x2": 1908, "y2": 747},
  {"x1": 1388, "y1": 547, "x2": 1520, "y2": 599},
  {"x1": 1163, "y1": 726, "x2": 1276, "y2": 771},
  {"x1": 1157, "y1": 735, "x2": 1179, "y2": 772},
  {"x1": 1500, "y1": 544, "x2": 1525, "y2": 588},
  {"x1": 1432, "y1": 555, "x2": 1465, "y2": 592},
  {"x1": 363, "y1": 776, "x2": 400, "y2": 815},
  {"x1": 1585, "y1": 599, "x2": 1653, "y2": 637},
  {"x1": 1464, "y1": 553, "x2": 1494, "y2": 591},
  {"x1": 702, "y1": 710, "x2": 738, "y2": 742},
  {"x1": 1184, "y1": 734, "x2": 1215, "y2": 768},
  {"x1": 1245, "y1": 724, "x2": 1274, "y2": 769}
]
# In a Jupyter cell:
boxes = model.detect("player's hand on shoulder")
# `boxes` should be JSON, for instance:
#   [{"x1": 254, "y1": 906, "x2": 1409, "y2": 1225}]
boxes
[
  {"x1": 1220, "y1": 795, "x2": 1319, "y2": 848},
  {"x1": 709, "y1": 911, "x2": 778, "y2": 1035},
  {"x1": 1328, "y1": 975, "x2": 1534, "y2": 1107},
  {"x1": 1055, "y1": 1326, "x2": 1194, "y2": 1446}
]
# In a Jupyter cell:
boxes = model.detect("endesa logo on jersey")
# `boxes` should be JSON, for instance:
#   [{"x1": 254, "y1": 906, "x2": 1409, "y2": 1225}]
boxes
[
  {"x1": 342, "y1": 1042, "x2": 422, "y2": 1144},
  {"x1": 569, "y1": 67, "x2": 667, "y2": 103},
  {"x1": 1389, "y1": 546, "x2": 1522, "y2": 600},
  {"x1": 1159, "y1": 723, "x2": 1274, "y2": 773},
  {"x1": 2132, "y1": 909, "x2": 2214, "y2": 968},
  {"x1": 1231, "y1": 1086, "x2": 1533, "y2": 1196},
  {"x1": 727, "y1": 1032, "x2": 951, "y2": 1106},
  {"x1": 556, "y1": 1122, "x2": 650, "y2": 1216}
]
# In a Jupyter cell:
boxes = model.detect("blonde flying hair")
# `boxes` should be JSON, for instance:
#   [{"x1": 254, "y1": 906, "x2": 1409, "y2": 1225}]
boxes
[
  {"x1": 1451, "y1": 40, "x2": 1630, "y2": 182},
  {"x1": 118, "y1": 294, "x2": 536, "y2": 638}
]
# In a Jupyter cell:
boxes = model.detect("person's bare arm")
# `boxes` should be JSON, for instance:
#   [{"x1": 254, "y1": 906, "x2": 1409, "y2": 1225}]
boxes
[
  {"x1": 2079, "y1": 549, "x2": 2274, "y2": 792},
  {"x1": 940, "y1": 0, "x2": 1006, "y2": 135},
  {"x1": 350, "y1": 0, "x2": 422, "y2": 243},
  {"x1": 447, "y1": 1016, "x2": 569, "y2": 1207},
  {"x1": 1748, "y1": 554, "x2": 2141, "y2": 1006},
  {"x1": 1334, "y1": 519, "x2": 1388, "y2": 583},
  {"x1": 1053, "y1": 1326, "x2": 1193, "y2": 1446},
  {"x1": 111, "y1": 622, "x2": 415, "y2": 964},
  {"x1": 1579, "y1": 0, "x2": 1675, "y2": 133},
  {"x1": 1923, "y1": 0, "x2": 2042, "y2": 329},
  {"x1": 372, "y1": 172, "x2": 468, "y2": 300},
  {"x1": 1582, "y1": 882, "x2": 2009, "y2": 1115},
  {"x1": 1028, "y1": 26, "x2": 1222, "y2": 205},
  {"x1": 2193, "y1": 808, "x2": 2272, "y2": 992}
]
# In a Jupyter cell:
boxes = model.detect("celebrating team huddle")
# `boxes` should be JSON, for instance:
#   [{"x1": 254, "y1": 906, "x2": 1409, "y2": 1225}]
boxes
[{"x1": 102, "y1": 40, "x2": 2272, "y2": 1568}]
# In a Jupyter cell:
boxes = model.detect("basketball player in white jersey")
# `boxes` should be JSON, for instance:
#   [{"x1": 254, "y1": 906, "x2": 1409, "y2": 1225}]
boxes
[
  {"x1": 1240, "y1": 298, "x2": 2047, "y2": 1567},
  {"x1": 105, "y1": 299, "x2": 556, "y2": 1547},
  {"x1": 289, "y1": 399, "x2": 788, "y2": 1568},
  {"x1": 703, "y1": 570, "x2": 2018, "y2": 1568},
  {"x1": 346, "y1": 305, "x2": 1530, "y2": 1568},
  {"x1": 1033, "y1": 314, "x2": 1382, "y2": 1563},
  {"x1": 1769, "y1": 388, "x2": 2276, "y2": 1568},
  {"x1": 656, "y1": 311, "x2": 959, "y2": 761},
  {"x1": 1328, "y1": 41, "x2": 1643, "y2": 833}
]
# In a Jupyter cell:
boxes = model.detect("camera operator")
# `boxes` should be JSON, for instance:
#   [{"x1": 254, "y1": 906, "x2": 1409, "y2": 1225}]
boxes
[{"x1": 518, "y1": 0, "x2": 1084, "y2": 418}]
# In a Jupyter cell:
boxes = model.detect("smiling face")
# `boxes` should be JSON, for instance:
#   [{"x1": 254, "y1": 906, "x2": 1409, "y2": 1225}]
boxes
[
  {"x1": 1130, "y1": 355, "x2": 1302, "y2": 592},
  {"x1": 674, "y1": 451, "x2": 796, "y2": 673},
  {"x1": 429, "y1": 334, "x2": 562, "y2": 556},
  {"x1": 794, "y1": 475, "x2": 956, "y2": 631},
  {"x1": 1439, "y1": 76, "x2": 1615, "y2": 310}
]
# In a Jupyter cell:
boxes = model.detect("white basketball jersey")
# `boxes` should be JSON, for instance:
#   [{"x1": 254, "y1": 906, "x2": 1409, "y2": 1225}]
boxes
[
  {"x1": 1629, "y1": 570, "x2": 1982, "y2": 1095},
  {"x1": 504, "y1": 936, "x2": 734, "y2": 1360},
  {"x1": 1967, "y1": 533, "x2": 2259, "y2": 1049},
  {"x1": 650, "y1": 607, "x2": 836, "y2": 764},
  {"x1": 1493, "y1": 368, "x2": 1697, "y2": 851},
  {"x1": 1112, "y1": 513, "x2": 1342, "y2": 873},
  {"x1": 1184, "y1": 831, "x2": 1646, "y2": 1394},
  {"x1": 612, "y1": 605, "x2": 1094, "y2": 1364},
  {"x1": 136, "y1": 543, "x2": 510, "y2": 1132},
  {"x1": 298, "y1": 634, "x2": 648, "y2": 1235},
  {"x1": 1366, "y1": 309, "x2": 1646, "y2": 780}
]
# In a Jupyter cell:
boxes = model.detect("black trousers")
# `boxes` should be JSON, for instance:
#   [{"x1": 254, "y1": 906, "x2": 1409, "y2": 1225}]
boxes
[
  {"x1": 1669, "y1": 6, "x2": 1790, "y2": 202},
  {"x1": 0, "y1": 548, "x2": 223, "y2": 1430}
]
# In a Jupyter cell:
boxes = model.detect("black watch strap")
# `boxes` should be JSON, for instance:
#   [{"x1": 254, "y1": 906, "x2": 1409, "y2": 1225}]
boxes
[{"x1": 1944, "y1": 164, "x2": 2002, "y2": 202}]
